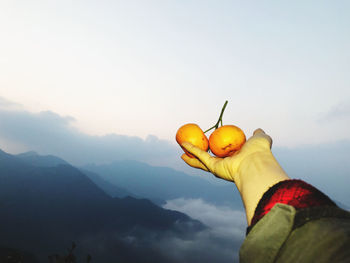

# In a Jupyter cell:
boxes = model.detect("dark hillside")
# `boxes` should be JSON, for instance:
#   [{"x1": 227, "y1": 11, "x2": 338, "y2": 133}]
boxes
[{"x1": 0, "y1": 149, "x2": 205, "y2": 262}]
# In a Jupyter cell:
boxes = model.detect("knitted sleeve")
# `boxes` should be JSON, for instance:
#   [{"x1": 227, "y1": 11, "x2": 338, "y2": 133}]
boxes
[{"x1": 250, "y1": 179, "x2": 337, "y2": 227}]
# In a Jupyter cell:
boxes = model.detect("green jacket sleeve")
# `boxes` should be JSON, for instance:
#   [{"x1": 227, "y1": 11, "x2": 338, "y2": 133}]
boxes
[{"x1": 240, "y1": 203, "x2": 350, "y2": 263}]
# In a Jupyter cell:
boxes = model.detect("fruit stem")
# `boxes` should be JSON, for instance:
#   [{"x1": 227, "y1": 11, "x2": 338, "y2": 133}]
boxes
[{"x1": 204, "y1": 100, "x2": 228, "y2": 133}]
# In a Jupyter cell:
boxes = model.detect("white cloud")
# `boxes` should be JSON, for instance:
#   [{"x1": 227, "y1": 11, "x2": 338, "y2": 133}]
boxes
[
  {"x1": 0, "y1": 103, "x2": 182, "y2": 168},
  {"x1": 163, "y1": 198, "x2": 247, "y2": 262},
  {"x1": 164, "y1": 198, "x2": 246, "y2": 238}
]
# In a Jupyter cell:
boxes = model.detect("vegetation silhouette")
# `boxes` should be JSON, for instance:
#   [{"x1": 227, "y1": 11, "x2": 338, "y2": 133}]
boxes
[{"x1": 48, "y1": 242, "x2": 92, "y2": 263}]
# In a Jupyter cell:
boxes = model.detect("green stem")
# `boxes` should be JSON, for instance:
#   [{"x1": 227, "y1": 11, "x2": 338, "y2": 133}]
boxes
[{"x1": 204, "y1": 100, "x2": 228, "y2": 133}]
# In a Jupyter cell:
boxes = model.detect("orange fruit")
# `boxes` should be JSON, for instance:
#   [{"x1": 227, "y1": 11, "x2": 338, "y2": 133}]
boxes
[
  {"x1": 209, "y1": 125, "x2": 246, "y2": 157},
  {"x1": 176, "y1": 123, "x2": 209, "y2": 158}
]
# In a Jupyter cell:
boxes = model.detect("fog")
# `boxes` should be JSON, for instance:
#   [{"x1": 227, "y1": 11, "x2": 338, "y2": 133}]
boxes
[{"x1": 0, "y1": 97, "x2": 349, "y2": 206}]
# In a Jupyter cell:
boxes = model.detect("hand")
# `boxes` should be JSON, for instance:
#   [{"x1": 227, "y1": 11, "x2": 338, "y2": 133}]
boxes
[
  {"x1": 181, "y1": 128, "x2": 273, "y2": 183},
  {"x1": 181, "y1": 128, "x2": 289, "y2": 225}
]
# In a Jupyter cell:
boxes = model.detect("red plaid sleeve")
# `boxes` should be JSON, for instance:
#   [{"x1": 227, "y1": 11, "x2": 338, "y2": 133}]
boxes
[{"x1": 250, "y1": 179, "x2": 337, "y2": 227}]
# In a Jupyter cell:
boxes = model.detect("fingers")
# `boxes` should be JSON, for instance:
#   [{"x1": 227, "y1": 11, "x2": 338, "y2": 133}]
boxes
[
  {"x1": 181, "y1": 142, "x2": 211, "y2": 159},
  {"x1": 181, "y1": 154, "x2": 209, "y2": 171},
  {"x1": 251, "y1": 128, "x2": 273, "y2": 148},
  {"x1": 181, "y1": 142, "x2": 215, "y2": 171},
  {"x1": 253, "y1": 128, "x2": 265, "y2": 135}
]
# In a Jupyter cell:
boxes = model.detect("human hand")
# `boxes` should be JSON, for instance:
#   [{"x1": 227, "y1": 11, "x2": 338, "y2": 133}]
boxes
[
  {"x1": 181, "y1": 128, "x2": 273, "y2": 183},
  {"x1": 182, "y1": 128, "x2": 290, "y2": 224}
]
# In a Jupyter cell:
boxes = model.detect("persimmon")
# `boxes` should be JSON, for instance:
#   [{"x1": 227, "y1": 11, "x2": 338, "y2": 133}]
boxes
[
  {"x1": 209, "y1": 125, "x2": 246, "y2": 157},
  {"x1": 176, "y1": 123, "x2": 209, "y2": 158}
]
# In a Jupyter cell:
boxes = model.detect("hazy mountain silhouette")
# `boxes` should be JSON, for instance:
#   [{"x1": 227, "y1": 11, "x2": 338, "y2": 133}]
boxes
[
  {"x1": 0, "y1": 149, "x2": 205, "y2": 262},
  {"x1": 83, "y1": 160, "x2": 244, "y2": 210},
  {"x1": 79, "y1": 168, "x2": 137, "y2": 199},
  {"x1": 16, "y1": 150, "x2": 69, "y2": 167}
]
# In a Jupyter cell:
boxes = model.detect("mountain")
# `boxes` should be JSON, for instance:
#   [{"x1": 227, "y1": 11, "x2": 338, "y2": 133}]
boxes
[
  {"x1": 15, "y1": 151, "x2": 136, "y2": 199},
  {"x1": 0, "y1": 149, "x2": 205, "y2": 263},
  {"x1": 79, "y1": 168, "x2": 137, "y2": 199},
  {"x1": 16, "y1": 150, "x2": 69, "y2": 167},
  {"x1": 12, "y1": 150, "x2": 244, "y2": 210},
  {"x1": 83, "y1": 160, "x2": 244, "y2": 210}
]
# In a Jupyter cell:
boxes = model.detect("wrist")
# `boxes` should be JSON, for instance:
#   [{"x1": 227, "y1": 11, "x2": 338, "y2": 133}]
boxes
[{"x1": 234, "y1": 150, "x2": 290, "y2": 225}]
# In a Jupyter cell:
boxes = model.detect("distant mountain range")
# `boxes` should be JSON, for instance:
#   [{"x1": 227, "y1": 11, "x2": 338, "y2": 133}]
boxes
[
  {"x1": 0, "y1": 149, "x2": 205, "y2": 262},
  {"x1": 83, "y1": 160, "x2": 244, "y2": 210},
  {"x1": 16, "y1": 150, "x2": 70, "y2": 167},
  {"x1": 14, "y1": 149, "x2": 244, "y2": 210}
]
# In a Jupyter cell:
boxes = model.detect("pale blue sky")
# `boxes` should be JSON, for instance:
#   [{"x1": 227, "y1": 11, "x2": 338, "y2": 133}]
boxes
[{"x1": 0, "y1": 1, "x2": 349, "y2": 147}]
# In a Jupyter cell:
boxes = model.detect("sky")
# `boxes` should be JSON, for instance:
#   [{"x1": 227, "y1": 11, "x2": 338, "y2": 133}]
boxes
[
  {"x1": 0, "y1": 1, "x2": 349, "y2": 147},
  {"x1": 0, "y1": 1, "x2": 350, "y2": 204}
]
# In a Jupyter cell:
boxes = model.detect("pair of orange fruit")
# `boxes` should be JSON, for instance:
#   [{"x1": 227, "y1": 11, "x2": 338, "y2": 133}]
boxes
[{"x1": 176, "y1": 123, "x2": 246, "y2": 158}]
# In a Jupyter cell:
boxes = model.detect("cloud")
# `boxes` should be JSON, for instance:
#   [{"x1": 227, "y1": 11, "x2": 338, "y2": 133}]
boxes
[
  {"x1": 0, "y1": 100, "x2": 182, "y2": 168},
  {"x1": 74, "y1": 198, "x2": 247, "y2": 263},
  {"x1": 0, "y1": 96, "x2": 350, "y2": 207},
  {"x1": 0, "y1": 96, "x2": 24, "y2": 111},
  {"x1": 39, "y1": 198, "x2": 246, "y2": 262},
  {"x1": 162, "y1": 198, "x2": 246, "y2": 262},
  {"x1": 318, "y1": 100, "x2": 350, "y2": 122},
  {"x1": 164, "y1": 198, "x2": 246, "y2": 238}
]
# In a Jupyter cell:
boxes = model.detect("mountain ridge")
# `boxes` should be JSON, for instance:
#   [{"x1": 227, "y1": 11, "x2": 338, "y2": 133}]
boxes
[
  {"x1": 83, "y1": 159, "x2": 244, "y2": 210},
  {"x1": 0, "y1": 149, "x2": 206, "y2": 262}
]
